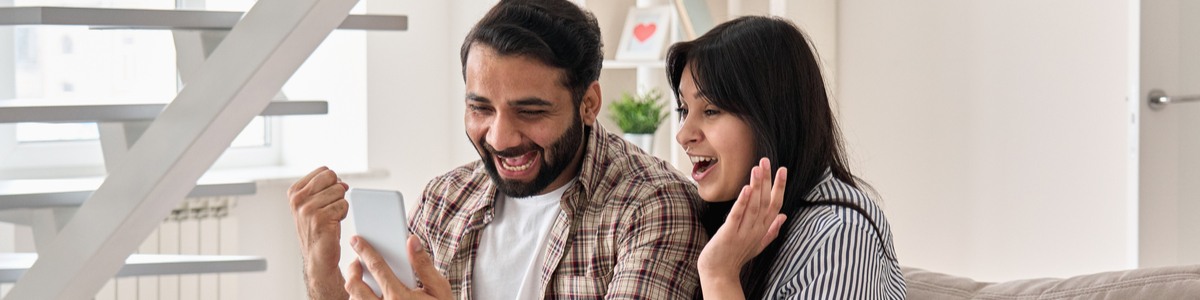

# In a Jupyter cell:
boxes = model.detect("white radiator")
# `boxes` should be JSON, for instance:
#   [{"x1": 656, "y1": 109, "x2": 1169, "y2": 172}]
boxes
[{"x1": 0, "y1": 196, "x2": 242, "y2": 300}]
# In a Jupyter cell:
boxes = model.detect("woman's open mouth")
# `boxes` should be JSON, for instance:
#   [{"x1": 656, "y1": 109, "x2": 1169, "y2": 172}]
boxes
[{"x1": 690, "y1": 155, "x2": 717, "y2": 181}]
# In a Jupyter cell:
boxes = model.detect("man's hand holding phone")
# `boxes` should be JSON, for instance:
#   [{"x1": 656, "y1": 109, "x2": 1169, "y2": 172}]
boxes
[
  {"x1": 344, "y1": 188, "x2": 451, "y2": 300},
  {"x1": 345, "y1": 235, "x2": 452, "y2": 300}
]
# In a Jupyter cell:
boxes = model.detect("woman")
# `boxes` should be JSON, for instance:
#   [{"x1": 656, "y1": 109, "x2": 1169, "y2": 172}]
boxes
[{"x1": 669, "y1": 16, "x2": 905, "y2": 299}]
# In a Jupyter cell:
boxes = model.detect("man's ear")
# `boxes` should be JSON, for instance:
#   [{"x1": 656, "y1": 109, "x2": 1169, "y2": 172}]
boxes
[{"x1": 579, "y1": 81, "x2": 602, "y2": 125}]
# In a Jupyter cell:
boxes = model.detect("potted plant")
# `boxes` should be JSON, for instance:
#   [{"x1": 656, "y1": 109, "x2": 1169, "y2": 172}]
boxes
[{"x1": 609, "y1": 89, "x2": 668, "y2": 153}]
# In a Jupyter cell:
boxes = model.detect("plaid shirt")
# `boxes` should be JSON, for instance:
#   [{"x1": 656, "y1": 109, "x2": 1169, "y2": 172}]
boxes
[{"x1": 409, "y1": 124, "x2": 706, "y2": 299}]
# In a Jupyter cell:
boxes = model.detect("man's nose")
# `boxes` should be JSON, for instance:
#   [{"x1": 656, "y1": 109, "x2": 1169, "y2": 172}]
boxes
[{"x1": 486, "y1": 114, "x2": 522, "y2": 151}]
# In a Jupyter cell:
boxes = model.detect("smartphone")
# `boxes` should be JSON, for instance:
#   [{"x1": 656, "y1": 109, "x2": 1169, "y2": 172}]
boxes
[{"x1": 347, "y1": 188, "x2": 418, "y2": 295}]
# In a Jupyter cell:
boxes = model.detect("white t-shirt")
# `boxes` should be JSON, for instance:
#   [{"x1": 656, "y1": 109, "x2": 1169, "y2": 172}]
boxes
[{"x1": 472, "y1": 181, "x2": 572, "y2": 300}]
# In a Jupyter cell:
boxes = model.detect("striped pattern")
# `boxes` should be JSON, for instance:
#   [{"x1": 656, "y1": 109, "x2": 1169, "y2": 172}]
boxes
[
  {"x1": 760, "y1": 172, "x2": 906, "y2": 299},
  {"x1": 409, "y1": 124, "x2": 707, "y2": 299}
]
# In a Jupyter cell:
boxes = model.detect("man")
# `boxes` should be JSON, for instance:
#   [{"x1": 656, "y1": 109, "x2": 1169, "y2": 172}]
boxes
[{"x1": 289, "y1": 0, "x2": 705, "y2": 298}]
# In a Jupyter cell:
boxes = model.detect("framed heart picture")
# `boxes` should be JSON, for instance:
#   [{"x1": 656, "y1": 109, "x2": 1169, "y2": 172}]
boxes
[{"x1": 615, "y1": 5, "x2": 673, "y2": 61}]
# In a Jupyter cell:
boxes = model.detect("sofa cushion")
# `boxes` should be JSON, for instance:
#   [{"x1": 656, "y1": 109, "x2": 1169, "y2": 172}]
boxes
[{"x1": 903, "y1": 265, "x2": 1200, "y2": 300}]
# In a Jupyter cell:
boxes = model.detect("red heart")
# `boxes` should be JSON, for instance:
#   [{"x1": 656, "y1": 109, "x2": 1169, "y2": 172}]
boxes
[{"x1": 633, "y1": 23, "x2": 657, "y2": 42}]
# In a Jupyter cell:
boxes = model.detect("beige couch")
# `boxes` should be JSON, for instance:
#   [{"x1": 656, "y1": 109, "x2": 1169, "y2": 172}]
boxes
[{"x1": 904, "y1": 265, "x2": 1200, "y2": 299}]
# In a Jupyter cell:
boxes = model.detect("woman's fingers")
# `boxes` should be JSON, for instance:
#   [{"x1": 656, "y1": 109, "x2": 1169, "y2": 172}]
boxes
[
  {"x1": 760, "y1": 214, "x2": 787, "y2": 250},
  {"x1": 746, "y1": 159, "x2": 786, "y2": 242},
  {"x1": 758, "y1": 158, "x2": 773, "y2": 213},
  {"x1": 728, "y1": 158, "x2": 789, "y2": 238},
  {"x1": 724, "y1": 185, "x2": 752, "y2": 231},
  {"x1": 743, "y1": 166, "x2": 762, "y2": 223},
  {"x1": 770, "y1": 166, "x2": 787, "y2": 214}
]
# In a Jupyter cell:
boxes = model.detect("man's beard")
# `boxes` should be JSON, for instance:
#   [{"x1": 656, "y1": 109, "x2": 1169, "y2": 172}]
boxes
[{"x1": 478, "y1": 118, "x2": 585, "y2": 198}]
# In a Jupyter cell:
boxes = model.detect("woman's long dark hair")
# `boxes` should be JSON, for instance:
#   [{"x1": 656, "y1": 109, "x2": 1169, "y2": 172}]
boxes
[{"x1": 667, "y1": 16, "x2": 889, "y2": 298}]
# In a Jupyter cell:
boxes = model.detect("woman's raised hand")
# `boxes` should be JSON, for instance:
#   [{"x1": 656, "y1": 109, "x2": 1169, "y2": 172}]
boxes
[{"x1": 697, "y1": 158, "x2": 787, "y2": 297}]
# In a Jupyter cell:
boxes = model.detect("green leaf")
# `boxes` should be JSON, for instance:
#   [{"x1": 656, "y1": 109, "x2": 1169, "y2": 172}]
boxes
[{"x1": 608, "y1": 89, "x2": 667, "y2": 134}]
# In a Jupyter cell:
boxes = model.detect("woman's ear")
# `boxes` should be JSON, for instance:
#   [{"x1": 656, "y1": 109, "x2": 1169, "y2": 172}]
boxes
[{"x1": 579, "y1": 81, "x2": 602, "y2": 125}]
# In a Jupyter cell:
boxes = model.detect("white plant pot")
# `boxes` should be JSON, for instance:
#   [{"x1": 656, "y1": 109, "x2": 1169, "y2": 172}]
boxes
[{"x1": 623, "y1": 133, "x2": 655, "y2": 153}]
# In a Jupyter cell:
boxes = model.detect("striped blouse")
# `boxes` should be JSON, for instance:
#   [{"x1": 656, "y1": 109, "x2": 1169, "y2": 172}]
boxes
[{"x1": 759, "y1": 171, "x2": 906, "y2": 299}]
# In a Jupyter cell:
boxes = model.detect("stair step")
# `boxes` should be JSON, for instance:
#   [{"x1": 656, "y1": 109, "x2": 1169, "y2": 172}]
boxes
[
  {"x1": 0, "y1": 100, "x2": 327, "y2": 124},
  {"x1": 0, "y1": 178, "x2": 254, "y2": 210},
  {"x1": 0, "y1": 6, "x2": 406, "y2": 31},
  {"x1": 0, "y1": 253, "x2": 267, "y2": 282}
]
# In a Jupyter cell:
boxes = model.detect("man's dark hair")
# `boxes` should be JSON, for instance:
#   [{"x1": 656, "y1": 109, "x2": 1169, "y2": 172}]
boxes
[{"x1": 460, "y1": 0, "x2": 603, "y2": 104}]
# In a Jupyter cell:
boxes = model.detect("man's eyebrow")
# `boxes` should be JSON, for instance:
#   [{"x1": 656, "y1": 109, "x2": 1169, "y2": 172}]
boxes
[
  {"x1": 510, "y1": 97, "x2": 553, "y2": 107},
  {"x1": 466, "y1": 93, "x2": 490, "y2": 103}
]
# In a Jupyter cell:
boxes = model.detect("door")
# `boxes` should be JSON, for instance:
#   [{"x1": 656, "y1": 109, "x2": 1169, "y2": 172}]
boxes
[{"x1": 1140, "y1": 0, "x2": 1200, "y2": 268}]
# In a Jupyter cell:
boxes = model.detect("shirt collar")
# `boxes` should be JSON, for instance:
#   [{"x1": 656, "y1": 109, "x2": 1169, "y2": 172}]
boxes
[{"x1": 572, "y1": 123, "x2": 610, "y2": 200}]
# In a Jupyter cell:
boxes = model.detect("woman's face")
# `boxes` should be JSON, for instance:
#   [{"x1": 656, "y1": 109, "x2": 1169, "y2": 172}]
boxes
[{"x1": 675, "y1": 64, "x2": 757, "y2": 202}]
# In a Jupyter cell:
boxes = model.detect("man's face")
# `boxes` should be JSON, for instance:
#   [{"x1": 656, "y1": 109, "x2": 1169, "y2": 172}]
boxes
[{"x1": 464, "y1": 45, "x2": 587, "y2": 198}]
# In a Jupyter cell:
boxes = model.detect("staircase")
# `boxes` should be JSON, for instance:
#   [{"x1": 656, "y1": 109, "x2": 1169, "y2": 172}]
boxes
[{"x1": 0, "y1": 1, "x2": 405, "y2": 299}]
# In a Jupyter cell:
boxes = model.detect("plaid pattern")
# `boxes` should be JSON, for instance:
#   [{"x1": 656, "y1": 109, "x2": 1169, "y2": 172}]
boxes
[{"x1": 410, "y1": 124, "x2": 706, "y2": 299}]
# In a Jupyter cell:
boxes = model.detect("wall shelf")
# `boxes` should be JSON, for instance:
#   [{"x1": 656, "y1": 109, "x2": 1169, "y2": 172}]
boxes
[{"x1": 0, "y1": 6, "x2": 407, "y2": 31}]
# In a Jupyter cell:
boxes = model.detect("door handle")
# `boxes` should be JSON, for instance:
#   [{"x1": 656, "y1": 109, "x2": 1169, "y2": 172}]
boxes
[{"x1": 1149, "y1": 89, "x2": 1200, "y2": 110}]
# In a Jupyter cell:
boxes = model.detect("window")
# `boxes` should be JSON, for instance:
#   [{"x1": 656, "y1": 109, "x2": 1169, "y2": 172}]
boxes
[
  {"x1": 0, "y1": 0, "x2": 279, "y2": 177},
  {"x1": 1, "y1": 0, "x2": 370, "y2": 178},
  {"x1": 15, "y1": 123, "x2": 97, "y2": 142},
  {"x1": 59, "y1": 35, "x2": 71, "y2": 54}
]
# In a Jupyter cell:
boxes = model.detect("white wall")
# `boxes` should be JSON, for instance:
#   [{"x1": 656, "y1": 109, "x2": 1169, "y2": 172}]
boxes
[
  {"x1": 839, "y1": 1, "x2": 1137, "y2": 281},
  {"x1": 775, "y1": 0, "x2": 838, "y2": 105}
]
